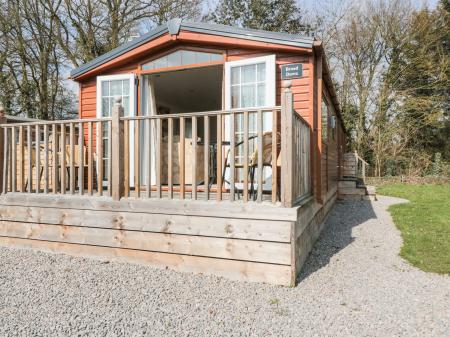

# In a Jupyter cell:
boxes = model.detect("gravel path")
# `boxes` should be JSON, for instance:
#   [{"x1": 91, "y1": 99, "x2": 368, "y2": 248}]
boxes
[{"x1": 0, "y1": 196, "x2": 449, "y2": 337}]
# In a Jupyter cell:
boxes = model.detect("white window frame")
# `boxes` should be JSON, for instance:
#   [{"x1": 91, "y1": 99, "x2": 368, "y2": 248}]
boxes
[
  {"x1": 223, "y1": 55, "x2": 276, "y2": 191},
  {"x1": 224, "y1": 54, "x2": 276, "y2": 110},
  {"x1": 96, "y1": 73, "x2": 136, "y2": 186}
]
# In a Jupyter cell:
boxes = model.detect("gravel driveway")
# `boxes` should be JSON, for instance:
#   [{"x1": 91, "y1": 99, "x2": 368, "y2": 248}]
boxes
[{"x1": 0, "y1": 196, "x2": 449, "y2": 337}]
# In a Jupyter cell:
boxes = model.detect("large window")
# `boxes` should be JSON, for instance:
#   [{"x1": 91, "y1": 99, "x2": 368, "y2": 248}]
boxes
[
  {"x1": 225, "y1": 55, "x2": 275, "y2": 109},
  {"x1": 142, "y1": 49, "x2": 223, "y2": 71},
  {"x1": 100, "y1": 79, "x2": 131, "y2": 117},
  {"x1": 230, "y1": 63, "x2": 266, "y2": 108}
]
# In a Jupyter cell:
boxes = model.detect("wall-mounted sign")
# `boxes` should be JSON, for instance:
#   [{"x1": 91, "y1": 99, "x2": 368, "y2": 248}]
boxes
[{"x1": 281, "y1": 63, "x2": 303, "y2": 80}]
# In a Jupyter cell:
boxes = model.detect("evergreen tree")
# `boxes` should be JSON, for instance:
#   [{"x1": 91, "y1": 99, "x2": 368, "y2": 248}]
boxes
[{"x1": 205, "y1": 0, "x2": 313, "y2": 35}]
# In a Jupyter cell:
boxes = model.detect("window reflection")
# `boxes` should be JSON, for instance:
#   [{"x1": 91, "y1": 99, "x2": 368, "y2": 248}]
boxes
[{"x1": 142, "y1": 50, "x2": 223, "y2": 70}]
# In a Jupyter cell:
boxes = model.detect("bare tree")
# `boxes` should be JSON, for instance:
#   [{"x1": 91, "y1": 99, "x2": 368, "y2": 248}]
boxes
[
  {"x1": 0, "y1": 0, "x2": 74, "y2": 119},
  {"x1": 47, "y1": 0, "x2": 202, "y2": 67}
]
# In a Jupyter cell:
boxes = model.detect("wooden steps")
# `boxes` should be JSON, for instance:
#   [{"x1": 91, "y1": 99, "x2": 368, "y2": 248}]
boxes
[{"x1": 338, "y1": 179, "x2": 377, "y2": 201}]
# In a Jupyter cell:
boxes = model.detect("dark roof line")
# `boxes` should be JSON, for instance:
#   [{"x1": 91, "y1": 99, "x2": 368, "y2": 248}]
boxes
[{"x1": 70, "y1": 19, "x2": 315, "y2": 78}]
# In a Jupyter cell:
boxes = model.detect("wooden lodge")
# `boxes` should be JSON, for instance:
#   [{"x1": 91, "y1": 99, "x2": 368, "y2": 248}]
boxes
[{"x1": 0, "y1": 19, "x2": 348, "y2": 286}]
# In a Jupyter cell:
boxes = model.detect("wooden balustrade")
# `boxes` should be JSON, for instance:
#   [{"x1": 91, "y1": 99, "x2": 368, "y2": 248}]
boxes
[
  {"x1": 0, "y1": 92, "x2": 312, "y2": 206},
  {"x1": 0, "y1": 118, "x2": 112, "y2": 196},
  {"x1": 355, "y1": 151, "x2": 369, "y2": 183},
  {"x1": 118, "y1": 105, "x2": 281, "y2": 203},
  {"x1": 280, "y1": 81, "x2": 312, "y2": 207}
]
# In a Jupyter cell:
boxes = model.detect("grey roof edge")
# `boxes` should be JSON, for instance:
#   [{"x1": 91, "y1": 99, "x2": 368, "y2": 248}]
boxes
[
  {"x1": 70, "y1": 24, "x2": 168, "y2": 78},
  {"x1": 71, "y1": 19, "x2": 315, "y2": 79},
  {"x1": 181, "y1": 21, "x2": 314, "y2": 47}
]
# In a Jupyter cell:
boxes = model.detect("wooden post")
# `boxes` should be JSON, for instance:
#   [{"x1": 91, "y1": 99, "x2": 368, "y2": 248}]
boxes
[
  {"x1": 280, "y1": 81, "x2": 294, "y2": 207},
  {"x1": 315, "y1": 52, "x2": 323, "y2": 203},
  {"x1": 0, "y1": 107, "x2": 6, "y2": 194},
  {"x1": 111, "y1": 97, "x2": 124, "y2": 201}
]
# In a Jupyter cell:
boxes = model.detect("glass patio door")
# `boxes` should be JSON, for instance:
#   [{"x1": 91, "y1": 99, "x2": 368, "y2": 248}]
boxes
[{"x1": 224, "y1": 55, "x2": 276, "y2": 189}]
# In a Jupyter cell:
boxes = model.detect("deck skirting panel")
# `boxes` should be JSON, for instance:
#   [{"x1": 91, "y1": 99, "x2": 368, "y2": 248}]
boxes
[
  {"x1": 293, "y1": 189, "x2": 337, "y2": 276},
  {"x1": 0, "y1": 191, "x2": 338, "y2": 286},
  {"x1": 0, "y1": 194, "x2": 295, "y2": 285},
  {"x1": 0, "y1": 236, "x2": 292, "y2": 286},
  {"x1": 0, "y1": 221, "x2": 291, "y2": 265}
]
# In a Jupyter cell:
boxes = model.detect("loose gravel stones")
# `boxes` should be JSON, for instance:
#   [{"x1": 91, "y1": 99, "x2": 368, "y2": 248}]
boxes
[{"x1": 0, "y1": 196, "x2": 449, "y2": 336}]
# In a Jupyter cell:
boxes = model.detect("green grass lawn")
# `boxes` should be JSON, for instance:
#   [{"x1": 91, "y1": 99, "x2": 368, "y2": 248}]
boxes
[{"x1": 377, "y1": 184, "x2": 450, "y2": 275}]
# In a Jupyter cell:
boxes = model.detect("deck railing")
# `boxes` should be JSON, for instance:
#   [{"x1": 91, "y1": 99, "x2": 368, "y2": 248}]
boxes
[
  {"x1": 280, "y1": 82, "x2": 312, "y2": 206},
  {"x1": 355, "y1": 151, "x2": 369, "y2": 184},
  {"x1": 0, "y1": 84, "x2": 311, "y2": 207}
]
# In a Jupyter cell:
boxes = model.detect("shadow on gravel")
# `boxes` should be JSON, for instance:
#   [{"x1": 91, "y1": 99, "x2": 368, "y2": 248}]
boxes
[{"x1": 297, "y1": 200, "x2": 377, "y2": 283}]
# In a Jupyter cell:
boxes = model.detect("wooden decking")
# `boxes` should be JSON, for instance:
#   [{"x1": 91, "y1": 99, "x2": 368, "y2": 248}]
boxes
[{"x1": 0, "y1": 86, "x2": 329, "y2": 286}]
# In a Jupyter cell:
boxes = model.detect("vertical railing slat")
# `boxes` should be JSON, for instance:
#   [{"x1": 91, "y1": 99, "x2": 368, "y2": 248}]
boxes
[
  {"x1": 146, "y1": 118, "x2": 151, "y2": 198},
  {"x1": 44, "y1": 125, "x2": 48, "y2": 194},
  {"x1": 7, "y1": 128, "x2": 12, "y2": 192},
  {"x1": 107, "y1": 121, "x2": 112, "y2": 197},
  {"x1": 216, "y1": 114, "x2": 222, "y2": 201},
  {"x1": 87, "y1": 121, "x2": 93, "y2": 195},
  {"x1": 156, "y1": 118, "x2": 162, "y2": 198},
  {"x1": 60, "y1": 123, "x2": 66, "y2": 194},
  {"x1": 192, "y1": 116, "x2": 197, "y2": 200},
  {"x1": 168, "y1": 117, "x2": 173, "y2": 199},
  {"x1": 179, "y1": 117, "x2": 185, "y2": 199},
  {"x1": 27, "y1": 125, "x2": 32, "y2": 193},
  {"x1": 2, "y1": 128, "x2": 8, "y2": 194},
  {"x1": 35, "y1": 125, "x2": 40, "y2": 193},
  {"x1": 257, "y1": 110, "x2": 263, "y2": 202},
  {"x1": 97, "y1": 121, "x2": 103, "y2": 196},
  {"x1": 124, "y1": 120, "x2": 130, "y2": 197},
  {"x1": 78, "y1": 122, "x2": 84, "y2": 195},
  {"x1": 272, "y1": 110, "x2": 278, "y2": 203},
  {"x1": 229, "y1": 113, "x2": 235, "y2": 201},
  {"x1": 243, "y1": 111, "x2": 249, "y2": 202},
  {"x1": 52, "y1": 124, "x2": 58, "y2": 194},
  {"x1": 18, "y1": 126, "x2": 24, "y2": 192},
  {"x1": 11, "y1": 127, "x2": 16, "y2": 192},
  {"x1": 204, "y1": 115, "x2": 209, "y2": 201},
  {"x1": 135, "y1": 119, "x2": 140, "y2": 198},
  {"x1": 69, "y1": 123, "x2": 75, "y2": 194}
]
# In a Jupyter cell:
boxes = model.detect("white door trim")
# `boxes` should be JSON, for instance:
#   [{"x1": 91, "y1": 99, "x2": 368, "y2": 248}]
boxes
[
  {"x1": 96, "y1": 73, "x2": 136, "y2": 186},
  {"x1": 223, "y1": 55, "x2": 276, "y2": 191},
  {"x1": 224, "y1": 54, "x2": 276, "y2": 110}
]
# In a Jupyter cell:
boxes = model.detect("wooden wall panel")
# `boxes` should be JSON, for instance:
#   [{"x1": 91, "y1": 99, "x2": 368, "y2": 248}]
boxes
[{"x1": 78, "y1": 46, "x2": 313, "y2": 129}]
